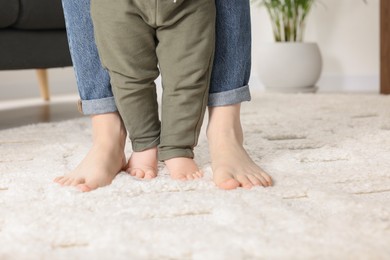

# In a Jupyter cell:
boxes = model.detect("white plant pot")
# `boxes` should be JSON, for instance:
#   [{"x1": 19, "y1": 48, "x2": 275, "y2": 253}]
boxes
[{"x1": 257, "y1": 42, "x2": 322, "y2": 93}]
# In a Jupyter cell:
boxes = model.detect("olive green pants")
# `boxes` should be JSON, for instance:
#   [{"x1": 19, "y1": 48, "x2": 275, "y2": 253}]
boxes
[{"x1": 91, "y1": 0, "x2": 215, "y2": 161}]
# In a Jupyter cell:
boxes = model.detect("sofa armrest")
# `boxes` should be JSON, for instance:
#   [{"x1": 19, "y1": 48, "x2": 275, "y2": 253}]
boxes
[
  {"x1": 12, "y1": 0, "x2": 66, "y2": 30},
  {"x1": 0, "y1": 0, "x2": 19, "y2": 28}
]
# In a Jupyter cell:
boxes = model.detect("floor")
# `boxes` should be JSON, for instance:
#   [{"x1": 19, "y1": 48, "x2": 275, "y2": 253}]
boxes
[
  {"x1": 0, "y1": 68, "x2": 81, "y2": 130},
  {"x1": 0, "y1": 98, "x2": 82, "y2": 130},
  {"x1": 1, "y1": 93, "x2": 389, "y2": 259}
]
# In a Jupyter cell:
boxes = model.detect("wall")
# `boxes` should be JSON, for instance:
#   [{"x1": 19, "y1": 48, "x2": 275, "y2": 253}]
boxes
[
  {"x1": 0, "y1": 68, "x2": 77, "y2": 101},
  {"x1": 250, "y1": 0, "x2": 380, "y2": 92}
]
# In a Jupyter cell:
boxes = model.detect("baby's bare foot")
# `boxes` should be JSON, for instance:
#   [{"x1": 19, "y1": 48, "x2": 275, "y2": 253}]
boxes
[
  {"x1": 165, "y1": 157, "x2": 203, "y2": 180},
  {"x1": 208, "y1": 105, "x2": 273, "y2": 190},
  {"x1": 53, "y1": 113, "x2": 127, "y2": 192},
  {"x1": 126, "y1": 147, "x2": 158, "y2": 179}
]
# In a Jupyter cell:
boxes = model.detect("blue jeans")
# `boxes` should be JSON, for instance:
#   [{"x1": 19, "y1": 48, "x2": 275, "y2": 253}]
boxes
[{"x1": 62, "y1": 0, "x2": 252, "y2": 115}]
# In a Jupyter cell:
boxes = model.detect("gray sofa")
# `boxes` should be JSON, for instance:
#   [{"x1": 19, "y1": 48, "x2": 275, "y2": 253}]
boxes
[{"x1": 0, "y1": 0, "x2": 72, "y2": 100}]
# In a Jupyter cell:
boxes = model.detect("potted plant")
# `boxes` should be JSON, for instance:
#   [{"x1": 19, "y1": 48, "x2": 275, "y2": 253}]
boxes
[{"x1": 252, "y1": 0, "x2": 322, "y2": 93}]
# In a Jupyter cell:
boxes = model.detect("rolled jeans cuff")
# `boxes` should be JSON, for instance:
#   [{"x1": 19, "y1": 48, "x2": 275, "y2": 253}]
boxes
[
  {"x1": 78, "y1": 97, "x2": 118, "y2": 115},
  {"x1": 207, "y1": 85, "x2": 251, "y2": 107}
]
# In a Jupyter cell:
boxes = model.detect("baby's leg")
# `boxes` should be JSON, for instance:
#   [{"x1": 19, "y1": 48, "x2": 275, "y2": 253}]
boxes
[
  {"x1": 54, "y1": 113, "x2": 127, "y2": 192},
  {"x1": 126, "y1": 147, "x2": 158, "y2": 179},
  {"x1": 91, "y1": 0, "x2": 161, "y2": 179},
  {"x1": 156, "y1": 0, "x2": 216, "y2": 179}
]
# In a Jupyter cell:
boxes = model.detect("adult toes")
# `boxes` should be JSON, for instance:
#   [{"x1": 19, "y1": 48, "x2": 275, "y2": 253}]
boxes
[
  {"x1": 53, "y1": 176, "x2": 64, "y2": 183},
  {"x1": 236, "y1": 175, "x2": 253, "y2": 189},
  {"x1": 219, "y1": 179, "x2": 240, "y2": 190},
  {"x1": 71, "y1": 178, "x2": 85, "y2": 186},
  {"x1": 77, "y1": 184, "x2": 92, "y2": 192},
  {"x1": 78, "y1": 180, "x2": 99, "y2": 192},
  {"x1": 215, "y1": 173, "x2": 240, "y2": 190},
  {"x1": 247, "y1": 175, "x2": 262, "y2": 186},
  {"x1": 262, "y1": 173, "x2": 273, "y2": 186},
  {"x1": 63, "y1": 178, "x2": 74, "y2": 186},
  {"x1": 58, "y1": 177, "x2": 69, "y2": 185},
  {"x1": 252, "y1": 172, "x2": 270, "y2": 187}
]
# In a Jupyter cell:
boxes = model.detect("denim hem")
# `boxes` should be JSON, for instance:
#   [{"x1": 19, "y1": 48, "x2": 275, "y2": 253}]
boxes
[
  {"x1": 80, "y1": 97, "x2": 118, "y2": 115},
  {"x1": 208, "y1": 85, "x2": 251, "y2": 107}
]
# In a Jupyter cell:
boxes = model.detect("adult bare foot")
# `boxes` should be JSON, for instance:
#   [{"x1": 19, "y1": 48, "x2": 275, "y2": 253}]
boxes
[
  {"x1": 126, "y1": 147, "x2": 158, "y2": 179},
  {"x1": 165, "y1": 157, "x2": 203, "y2": 180},
  {"x1": 53, "y1": 113, "x2": 127, "y2": 192},
  {"x1": 207, "y1": 104, "x2": 273, "y2": 190}
]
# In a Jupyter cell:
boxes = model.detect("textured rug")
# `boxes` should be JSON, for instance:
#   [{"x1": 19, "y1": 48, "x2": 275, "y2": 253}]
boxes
[{"x1": 1, "y1": 93, "x2": 390, "y2": 259}]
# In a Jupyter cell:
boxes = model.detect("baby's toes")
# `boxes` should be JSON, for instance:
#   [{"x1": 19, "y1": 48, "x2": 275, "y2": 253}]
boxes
[
  {"x1": 127, "y1": 169, "x2": 136, "y2": 176},
  {"x1": 191, "y1": 173, "x2": 199, "y2": 179},
  {"x1": 144, "y1": 170, "x2": 157, "y2": 179},
  {"x1": 193, "y1": 171, "x2": 204, "y2": 179},
  {"x1": 194, "y1": 171, "x2": 203, "y2": 178},
  {"x1": 186, "y1": 173, "x2": 195, "y2": 180},
  {"x1": 135, "y1": 169, "x2": 145, "y2": 179},
  {"x1": 129, "y1": 169, "x2": 145, "y2": 178}
]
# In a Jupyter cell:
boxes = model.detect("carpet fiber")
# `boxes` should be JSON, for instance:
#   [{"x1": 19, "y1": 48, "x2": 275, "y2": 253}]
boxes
[{"x1": 1, "y1": 93, "x2": 390, "y2": 259}]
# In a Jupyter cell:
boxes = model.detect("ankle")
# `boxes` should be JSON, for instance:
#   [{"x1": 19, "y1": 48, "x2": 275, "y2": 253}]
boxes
[
  {"x1": 207, "y1": 120, "x2": 244, "y2": 146},
  {"x1": 90, "y1": 113, "x2": 127, "y2": 145},
  {"x1": 207, "y1": 104, "x2": 243, "y2": 141}
]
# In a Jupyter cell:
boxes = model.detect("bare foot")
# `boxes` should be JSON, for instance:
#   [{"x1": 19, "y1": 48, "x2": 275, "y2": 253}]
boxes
[
  {"x1": 53, "y1": 113, "x2": 127, "y2": 192},
  {"x1": 207, "y1": 104, "x2": 273, "y2": 190},
  {"x1": 126, "y1": 147, "x2": 158, "y2": 179},
  {"x1": 165, "y1": 157, "x2": 203, "y2": 180}
]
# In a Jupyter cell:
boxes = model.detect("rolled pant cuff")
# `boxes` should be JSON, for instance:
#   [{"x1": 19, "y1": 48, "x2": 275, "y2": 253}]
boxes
[
  {"x1": 208, "y1": 85, "x2": 251, "y2": 107},
  {"x1": 79, "y1": 97, "x2": 118, "y2": 115},
  {"x1": 132, "y1": 136, "x2": 160, "y2": 152},
  {"x1": 158, "y1": 148, "x2": 194, "y2": 161}
]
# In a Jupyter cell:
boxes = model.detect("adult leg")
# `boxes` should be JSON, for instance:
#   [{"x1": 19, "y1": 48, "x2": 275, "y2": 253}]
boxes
[
  {"x1": 207, "y1": 0, "x2": 273, "y2": 189},
  {"x1": 54, "y1": 0, "x2": 127, "y2": 192}
]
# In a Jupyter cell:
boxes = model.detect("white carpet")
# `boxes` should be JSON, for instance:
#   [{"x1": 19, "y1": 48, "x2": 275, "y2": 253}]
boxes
[{"x1": 1, "y1": 93, "x2": 390, "y2": 259}]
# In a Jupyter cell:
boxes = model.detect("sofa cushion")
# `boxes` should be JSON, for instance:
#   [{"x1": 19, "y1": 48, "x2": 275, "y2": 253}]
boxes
[
  {"x1": 12, "y1": 0, "x2": 66, "y2": 29},
  {"x1": 0, "y1": 0, "x2": 19, "y2": 28},
  {"x1": 0, "y1": 29, "x2": 72, "y2": 70}
]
